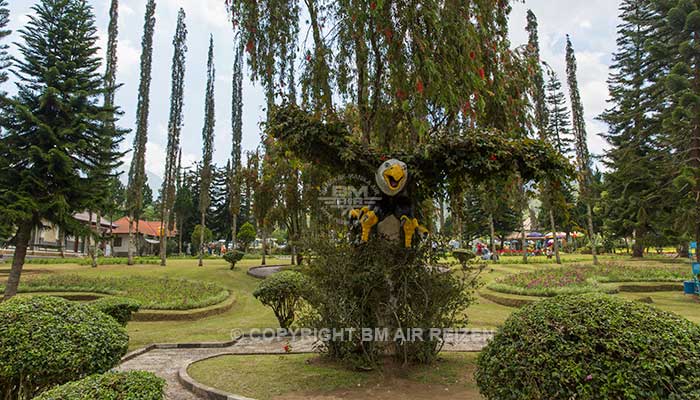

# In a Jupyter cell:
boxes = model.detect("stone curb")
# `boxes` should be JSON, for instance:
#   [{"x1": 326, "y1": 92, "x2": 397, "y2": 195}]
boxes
[
  {"x1": 132, "y1": 294, "x2": 236, "y2": 322},
  {"x1": 177, "y1": 356, "x2": 256, "y2": 400}
]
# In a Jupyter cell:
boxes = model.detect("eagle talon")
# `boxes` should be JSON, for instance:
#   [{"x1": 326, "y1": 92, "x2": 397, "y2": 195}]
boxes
[{"x1": 359, "y1": 210, "x2": 378, "y2": 242}]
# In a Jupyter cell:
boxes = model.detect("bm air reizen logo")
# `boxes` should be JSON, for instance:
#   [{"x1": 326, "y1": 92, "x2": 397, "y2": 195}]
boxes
[{"x1": 318, "y1": 174, "x2": 382, "y2": 225}]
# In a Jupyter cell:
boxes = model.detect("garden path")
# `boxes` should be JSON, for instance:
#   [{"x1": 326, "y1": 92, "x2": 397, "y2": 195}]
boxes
[{"x1": 117, "y1": 331, "x2": 493, "y2": 400}]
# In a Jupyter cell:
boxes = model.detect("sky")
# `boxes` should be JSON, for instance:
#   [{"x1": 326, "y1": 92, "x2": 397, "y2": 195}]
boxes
[{"x1": 4, "y1": 0, "x2": 622, "y2": 191}]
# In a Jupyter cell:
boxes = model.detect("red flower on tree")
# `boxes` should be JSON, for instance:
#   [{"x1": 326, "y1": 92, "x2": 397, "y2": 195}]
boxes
[{"x1": 416, "y1": 79, "x2": 424, "y2": 94}]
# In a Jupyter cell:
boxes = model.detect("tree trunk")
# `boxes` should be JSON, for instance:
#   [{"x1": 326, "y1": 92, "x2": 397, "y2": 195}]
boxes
[
  {"x1": 159, "y1": 218, "x2": 167, "y2": 267},
  {"x1": 91, "y1": 212, "x2": 101, "y2": 268},
  {"x1": 549, "y1": 209, "x2": 561, "y2": 264},
  {"x1": 3, "y1": 222, "x2": 32, "y2": 301},
  {"x1": 678, "y1": 242, "x2": 689, "y2": 258},
  {"x1": 127, "y1": 216, "x2": 135, "y2": 265},
  {"x1": 586, "y1": 202, "x2": 599, "y2": 265},
  {"x1": 489, "y1": 213, "x2": 496, "y2": 262},
  {"x1": 178, "y1": 218, "x2": 183, "y2": 256},
  {"x1": 231, "y1": 218, "x2": 237, "y2": 251},
  {"x1": 109, "y1": 215, "x2": 114, "y2": 257},
  {"x1": 521, "y1": 225, "x2": 528, "y2": 264},
  {"x1": 198, "y1": 211, "x2": 205, "y2": 267},
  {"x1": 261, "y1": 225, "x2": 267, "y2": 266},
  {"x1": 58, "y1": 227, "x2": 65, "y2": 258}
]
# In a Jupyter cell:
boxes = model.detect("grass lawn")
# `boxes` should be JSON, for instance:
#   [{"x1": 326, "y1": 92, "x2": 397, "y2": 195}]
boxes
[
  {"x1": 187, "y1": 352, "x2": 483, "y2": 400},
  {"x1": 1, "y1": 253, "x2": 698, "y2": 350}
]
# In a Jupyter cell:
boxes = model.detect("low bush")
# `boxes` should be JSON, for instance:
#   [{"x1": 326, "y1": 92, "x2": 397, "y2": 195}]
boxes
[
  {"x1": 253, "y1": 270, "x2": 310, "y2": 329},
  {"x1": 223, "y1": 250, "x2": 245, "y2": 270},
  {"x1": 489, "y1": 263, "x2": 689, "y2": 297},
  {"x1": 32, "y1": 371, "x2": 165, "y2": 400},
  {"x1": 0, "y1": 296, "x2": 128, "y2": 399},
  {"x1": 476, "y1": 293, "x2": 700, "y2": 400},
  {"x1": 3, "y1": 275, "x2": 229, "y2": 310},
  {"x1": 89, "y1": 296, "x2": 141, "y2": 326}
]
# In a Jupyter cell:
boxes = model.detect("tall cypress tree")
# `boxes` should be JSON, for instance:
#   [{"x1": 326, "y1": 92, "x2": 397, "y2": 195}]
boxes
[
  {"x1": 160, "y1": 8, "x2": 188, "y2": 266},
  {"x1": 198, "y1": 35, "x2": 216, "y2": 267},
  {"x1": 0, "y1": 0, "x2": 121, "y2": 299},
  {"x1": 229, "y1": 37, "x2": 243, "y2": 248},
  {"x1": 126, "y1": 0, "x2": 156, "y2": 265},
  {"x1": 566, "y1": 35, "x2": 599, "y2": 265},
  {"x1": 526, "y1": 10, "x2": 548, "y2": 139},
  {"x1": 0, "y1": 0, "x2": 10, "y2": 93}
]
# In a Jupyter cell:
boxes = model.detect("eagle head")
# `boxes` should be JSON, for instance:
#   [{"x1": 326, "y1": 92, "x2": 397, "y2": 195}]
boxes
[{"x1": 375, "y1": 159, "x2": 407, "y2": 196}]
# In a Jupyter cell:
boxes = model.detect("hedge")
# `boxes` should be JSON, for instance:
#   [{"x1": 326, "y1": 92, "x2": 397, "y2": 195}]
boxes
[
  {"x1": 89, "y1": 296, "x2": 141, "y2": 326},
  {"x1": 32, "y1": 371, "x2": 165, "y2": 400},
  {"x1": 476, "y1": 293, "x2": 700, "y2": 400},
  {"x1": 0, "y1": 296, "x2": 129, "y2": 399}
]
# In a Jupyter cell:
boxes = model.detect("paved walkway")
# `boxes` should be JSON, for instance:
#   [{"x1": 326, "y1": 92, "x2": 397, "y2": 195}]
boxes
[
  {"x1": 247, "y1": 265, "x2": 286, "y2": 278},
  {"x1": 117, "y1": 332, "x2": 493, "y2": 400}
]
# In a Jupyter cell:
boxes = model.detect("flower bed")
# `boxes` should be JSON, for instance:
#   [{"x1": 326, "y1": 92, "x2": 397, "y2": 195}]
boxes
[
  {"x1": 487, "y1": 263, "x2": 689, "y2": 297},
  {"x1": 2, "y1": 275, "x2": 229, "y2": 310}
]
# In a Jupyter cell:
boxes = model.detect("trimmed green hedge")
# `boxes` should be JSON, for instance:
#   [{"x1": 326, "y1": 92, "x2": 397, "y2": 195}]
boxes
[
  {"x1": 0, "y1": 296, "x2": 129, "y2": 399},
  {"x1": 32, "y1": 371, "x2": 165, "y2": 400},
  {"x1": 89, "y1": 296, "x2": 141, "y2": 326},
  {"x1": 223, "y1": 250, "x2": 245, "y2": 270},
  {"x1": 476, "y1": 293, "x2": 700, "y2": 400}
]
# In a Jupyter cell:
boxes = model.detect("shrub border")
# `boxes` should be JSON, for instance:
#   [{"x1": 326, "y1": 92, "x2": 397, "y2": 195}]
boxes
[
  {"x1": 479, "y1": 291, "x2": 536, "y2": 308},
  {"x1": 19, "y1": 292, "x2": 235, "y2": 321}
]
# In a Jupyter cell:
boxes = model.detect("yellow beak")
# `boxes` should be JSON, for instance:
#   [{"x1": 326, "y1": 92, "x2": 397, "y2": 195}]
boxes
[{"x1": 383, "y1": 164, "x2": 405, "y2": 190}]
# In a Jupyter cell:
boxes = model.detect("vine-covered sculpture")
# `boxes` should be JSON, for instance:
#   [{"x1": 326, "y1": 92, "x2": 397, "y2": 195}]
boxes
[
  {"x1": 268, "y1": 104, "x2": 571, "y2": 247},
  {"x1": 349, "y1": 159, "x2": 428, "y2": 248}
]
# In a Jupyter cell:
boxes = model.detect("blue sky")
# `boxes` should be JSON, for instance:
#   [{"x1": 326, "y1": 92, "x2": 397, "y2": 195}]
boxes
[{"x1": 4, "y1": 0, "x2": 621, "y2": 190}]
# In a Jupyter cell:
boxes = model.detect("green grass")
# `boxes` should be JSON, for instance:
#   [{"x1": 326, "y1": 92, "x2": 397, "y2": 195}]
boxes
[
  {"x1": 2, "y1": 273, "x2": 229, "y2": 310},
  {"x1": 187, "y1": 353, "x2": 482, "y2": 400},
  {"x1": 3, "y1": 254, "x2": 698, "y2": 351}
]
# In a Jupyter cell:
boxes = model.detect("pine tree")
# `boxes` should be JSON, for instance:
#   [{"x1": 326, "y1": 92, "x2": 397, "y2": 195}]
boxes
[
  {"x1": 526, "y1": 10, "x2": 548, "y2": 139},
  {"x1": 656, "y1": 0, "x2": 700, "y2": 260},
  {"x1": 0, "y1": 0, "x2": 10, "y2": 94},
  {"x1": 126, "y1": 0, "x2": 156, "y2": 265},
  {"x1": 198, "y1": 36, "x2": 216, "y2": 267},
  {"x1": 229, "y1": 36, "x2": 244, "y2": 249},
  {"x1": 545, "y1": 69, "x2": 574, "y2": 157},
  {"x1": 600, "y1": 0, "x2": 662, "y2": 258},
  {"x1": 160, "y1": 8, "x2": 187, "y2": 266},
  {"x1": 566, "y1": 35, "x2": 599, "y2": 265},
  {"x1": 0, "y1": 0, "x2": 122, "y2": 299}
]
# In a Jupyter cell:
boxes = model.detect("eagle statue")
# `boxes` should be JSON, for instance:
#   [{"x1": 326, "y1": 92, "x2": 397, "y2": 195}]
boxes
[{"x1": 267, "y1": 104, "x2": 571, "y2": 248}]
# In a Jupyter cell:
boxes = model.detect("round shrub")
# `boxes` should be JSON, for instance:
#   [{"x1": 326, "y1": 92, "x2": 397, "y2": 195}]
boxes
[
  {"x1": 253, "y1": 270, "x2": 309, "y2": 329},
  {"x1": 0, "y1": 296, "x2": 129, "y2": 399},
  {"x1": 223, "y1": 250, "x2": 245, "y2": 270},
  {"x1": 476, "y1": 293, "x2": 700, "y2": 400},
  {"x1": 89, "y1": 296, "x2": 141, "y2": 326},
  {"x1": 32, "y1": 371, "x2": 165, "y2": 400}
]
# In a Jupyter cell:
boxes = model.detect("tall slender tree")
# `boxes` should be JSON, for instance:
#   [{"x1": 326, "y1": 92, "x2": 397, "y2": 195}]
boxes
[
  {"x1": 0, "y1": 0, "x2": 10, "y2": 94},
  {"x1": 599, "y1": 0, "x2": 662, "y2": 258},
  {"x1": 654, "y1": 0, "x2": 700, "y2": 260},
  {"x1": 545, "y1": 69, "x2": 574, "y2": 156},
  {"x1": 526, "y1": 10, "x2": 548, "y2": 139},
  {"x1": 566, "y1": 35, "x2": 599, "y2": 265},
  {"x1": 0, "y1": 0, "x2": 122, "y2": 299},
  {"x1": 126, "y1": 0, "x2": 156, "y2": 265},
  {"x1": 229, "y1": 36, "x2": 244, "y2": 249},
  {"x1": 198, "y1": 36, "x2": 216, "y2": 267},
  {"x1": 160, "y1": 8, "x2": 188, "y2": 266}
]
